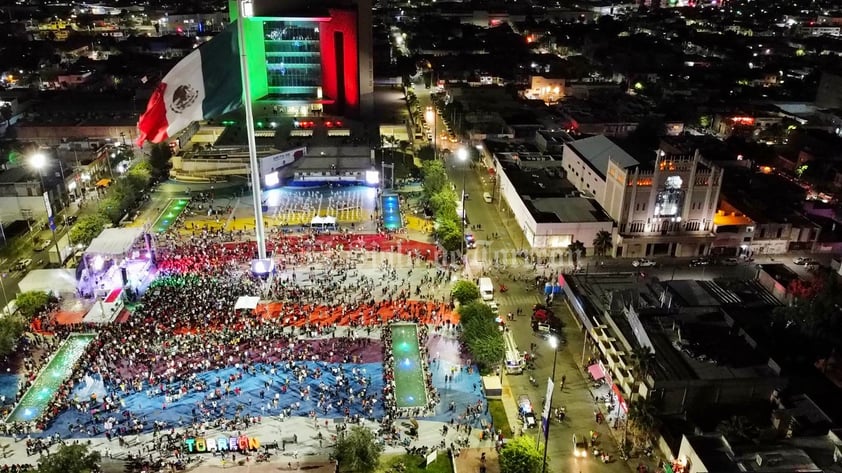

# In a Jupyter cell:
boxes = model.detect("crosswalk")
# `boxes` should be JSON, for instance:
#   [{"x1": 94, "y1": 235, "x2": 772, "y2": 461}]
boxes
[
  {"x1": 492, "y1": 291, "x2": 542, "y2": 309},
  {"x1": 697, "y1": 280, "x2": 781, "y2": 306}
]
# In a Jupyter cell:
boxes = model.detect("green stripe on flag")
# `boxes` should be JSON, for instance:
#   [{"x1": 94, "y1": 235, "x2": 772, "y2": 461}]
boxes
[{"x1": 200, "y1": 21, "x2": 243, "y2": 119}]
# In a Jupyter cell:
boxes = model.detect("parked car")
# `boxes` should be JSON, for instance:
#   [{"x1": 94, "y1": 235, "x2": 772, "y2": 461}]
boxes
[
  {"x1": 532, "y1": 314, "x2": 563, "y2": 338},
  {"x1": 13, "y1": 258, "x2": 32, "y2": 271},
  {"x1": 793, "y1": 257, "x2": 815, "y2": 265},
  {"x1": 34, "y1": 239, "x2": 51, "y2": 252},
  {"x1": 487, "y1": 301, "x2": 499, "y2": 315},
  {"x1": 632, "y1": 258, "x2": 656, "y2": 268},
  {"x1": 518, "y1": 395, "x2": 537, "y2": 429},
  {"x1": 721, "y1": 257, "x2": 739, "y2": 266},
  {"x1": 689, "y1": 257, "x2": 710, "y2": 267}
]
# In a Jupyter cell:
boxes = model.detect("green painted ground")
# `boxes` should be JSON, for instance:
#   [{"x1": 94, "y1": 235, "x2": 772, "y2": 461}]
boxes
[
  {"x1": 7, "y1": 334, "x2": 96, "y2": 423},
  {"x1": 151, "y1": 199, "x2": 189, "y2": 233},
  {"x1": 391, "y1": 323, "x2": 427, "y2": 409}
]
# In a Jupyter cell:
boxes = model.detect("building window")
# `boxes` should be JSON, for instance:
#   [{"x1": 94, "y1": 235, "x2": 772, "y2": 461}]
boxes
[{"x1": 654, "y1": 175, "x2": 684, "y2": 217}]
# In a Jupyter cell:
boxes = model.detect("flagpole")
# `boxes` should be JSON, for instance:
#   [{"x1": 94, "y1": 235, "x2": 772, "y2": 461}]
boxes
[{"x1": 237, "y1": 0, "x2": 267, "y2": 260}]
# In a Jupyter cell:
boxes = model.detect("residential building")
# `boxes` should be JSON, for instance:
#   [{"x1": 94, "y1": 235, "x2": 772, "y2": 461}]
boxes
[{"x1": 562, "y1": 135, "x2": 723, "y2": 257}]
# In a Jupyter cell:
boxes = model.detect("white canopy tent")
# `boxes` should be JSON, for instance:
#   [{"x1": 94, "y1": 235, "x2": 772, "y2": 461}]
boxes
[
  {"x1": 18, "y1": 269, "x2": 78, "y2": 295},
  {"x1": 234, "y1": 296, "x2": 261, "y2": 310},
  {"x1": 309, "y1": 216, "x2": 337, "y2": 227},
  {"x1": 86, "y1": 227, "x2": 145, "y2": 256}
]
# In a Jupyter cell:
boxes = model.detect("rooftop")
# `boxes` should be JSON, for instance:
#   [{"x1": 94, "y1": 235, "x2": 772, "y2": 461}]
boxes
[
  {"x1": 686, "y1": 435, "x2": 742, "y2": 473},
  {"x1": 566, "y1": 134, "x2": 640, "y2": 179},
  {"x1": 497, "y1": 158, "x2": 612, "y2": 223},
  {"x1": 721, "y1": 170, "x2": 817, "y2": 226}
]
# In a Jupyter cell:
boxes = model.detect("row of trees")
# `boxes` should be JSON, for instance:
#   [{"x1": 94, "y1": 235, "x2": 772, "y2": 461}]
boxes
[
  {"x1": 452, "y1": 280, "x2": 505, "y2": 369},
  {"x1": 68, "y1": 144, "x2": 170, "y2": 246},
  {"x1": 422, "y1": 160, "x2": 463, "y2": 252}
]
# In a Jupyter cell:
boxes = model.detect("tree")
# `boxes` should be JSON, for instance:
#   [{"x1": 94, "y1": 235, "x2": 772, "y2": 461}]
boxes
[
  {"x1": 99, "y1": 195, "x2": 124, "y2": 224},
  {"x1": 417, "y1": 144, "x2": 436, "y2": 161},
  {"x1": 499, "y1": 435, "x2": 542, "y2": 473},
  {"x1": 37, "y1": 443, "x2": 101, "y2": 473},
  {"x1": 15, "y1": 291, "x2": 50, "y2": 320},
  {"x1": 630, "y1": 346, "x2": 655, "y2": 383},
  {"x1": 568, "y1": 240, "x2": 586, "y2": 266},
  {"x1": 334, "y1": 426, "x2": 382, "y2": 473},
  {"x1": 429, "y1": 188, "x2": 458, "y2": 220},
  {"x1": 148, "y1": 143, "x2": 172, "y2": 181},
  {"x1": 421, "y1": 160, "x2": 447, "y2": 199},
  {"x1": 439, "y1": 227, "x2": 463, "y2": 253},
  {"x1": 451, "y1": 280, "x2": 480, "y2": 305},
  {"x1": 592, "y1": 230, "x2": 613, "y2": 257},
  {"x1": 69, "y1": 213, "x2": 110, "y2": 246},
  {"x1": 459, "y1": 302, "x2": 504, "y2": 368},
  {"x1": 626, "y1": 397, "x2": 658, "y2": 451},
  {"x1": 126, "y1": 160, "x2": 152, "y2": 183},
  {"x1": 0, "y1": 315, "x2": 26, "y2": 359}
]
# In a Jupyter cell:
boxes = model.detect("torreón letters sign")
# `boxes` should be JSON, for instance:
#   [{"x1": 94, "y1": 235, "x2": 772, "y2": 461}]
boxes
[{"x1": 184, "y1": 435, "x2": 260, "y2": 453}]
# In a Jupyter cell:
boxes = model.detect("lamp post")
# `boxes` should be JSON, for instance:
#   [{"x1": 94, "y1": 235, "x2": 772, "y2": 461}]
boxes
[
  {"x1": 541, "y1": 335, "x2": 560, "y2": 473},
  {"x1": 30, "y1": 153, "x2": 62, "y2": 261},
  {"x1": 457, "y1": 147, "x2": 468, "y2": 259}
]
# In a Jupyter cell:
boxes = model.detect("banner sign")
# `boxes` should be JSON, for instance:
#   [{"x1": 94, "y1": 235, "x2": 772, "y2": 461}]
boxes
[
  {"x1": 542, "y1": 378, "x2": 554, "y2": 438},
  {"x1": 184, "y1": 435, "x2": 260, "y2": 453}
]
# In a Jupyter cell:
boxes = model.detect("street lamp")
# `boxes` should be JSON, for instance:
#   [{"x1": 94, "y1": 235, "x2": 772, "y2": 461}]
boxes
[
  {"x1": 457, "y1": 147, "x2": 468, "y2": 258},
  {"x1": 30, "y1": 153, "x2": 62, "y2": 260},
  {"x1": 541, "y1": 335, "x2": 560, "y2": 473}
]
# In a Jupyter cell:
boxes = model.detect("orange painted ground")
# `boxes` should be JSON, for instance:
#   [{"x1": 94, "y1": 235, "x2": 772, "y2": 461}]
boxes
[
  {"x1": 52, "y1": 310, "x2": 85, "y2": 325},
  {"x1": 254, "y1": 300, "x2": 458, "y2": 328}
]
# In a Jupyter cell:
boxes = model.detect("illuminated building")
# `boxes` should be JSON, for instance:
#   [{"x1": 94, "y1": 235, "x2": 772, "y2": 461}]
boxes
[
  {"x1": 562, "y1": 135, "x2": 724, "y2": 257},
  {"x1": 227, "y1": 0, "x2": 373, "y2": 116}
]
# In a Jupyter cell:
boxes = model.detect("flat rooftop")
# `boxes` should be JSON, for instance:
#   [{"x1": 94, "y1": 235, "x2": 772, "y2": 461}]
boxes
[
  {"x1": 498, "y1": 159, "x2": 612, "y2": 224},
  {"x1": 526, "y1": 197, "x2": 613, "y2": 224},
  {"x1": 566, "y1": 274, "x2": 778, "y2": 382}
]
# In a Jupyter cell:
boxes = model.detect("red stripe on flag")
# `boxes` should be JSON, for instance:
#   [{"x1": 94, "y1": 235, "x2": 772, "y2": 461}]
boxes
[{"x1": 136, "y1": 82, "x2": 170, "y2": 146}]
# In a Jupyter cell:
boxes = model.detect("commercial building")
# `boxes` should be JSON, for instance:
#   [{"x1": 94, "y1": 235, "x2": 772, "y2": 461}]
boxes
[
  {"x1": 562, "y1": 273, "x2": 784, "y2": 417},
  {"x1": 561, "y1": 135, "x2": 723, "y2": 257},
  {"x1": 489, "y1": 141, "x2": 614, "y2": 249},
  {"x1": 230, "y1": 0, "x2": 374, "y2": 116},
  {"x1": 716, "y1": 170, "x2": 820, "y2": 255}
]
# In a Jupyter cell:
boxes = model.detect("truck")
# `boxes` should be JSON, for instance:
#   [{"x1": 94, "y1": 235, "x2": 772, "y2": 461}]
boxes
[{"x1": 479, "y1": 277, "x2": 494, "y2": 301}]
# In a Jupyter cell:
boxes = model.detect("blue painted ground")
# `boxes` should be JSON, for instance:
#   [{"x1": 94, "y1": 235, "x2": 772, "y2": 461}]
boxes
[
  {"x1": 1, "y1": 359, "x2": 489, "y2": 437},
  {"x1": 0, "y1": 374, "x2": 20, "y2": 408}
]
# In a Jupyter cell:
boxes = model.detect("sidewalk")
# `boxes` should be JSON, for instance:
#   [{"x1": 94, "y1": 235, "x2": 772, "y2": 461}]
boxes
[
  {"x1": 557, "y1": 299, "x2": 662, "y2": 473},
  {"x1": 454, "y1": 447, "x2": 498, "y2": 473}
]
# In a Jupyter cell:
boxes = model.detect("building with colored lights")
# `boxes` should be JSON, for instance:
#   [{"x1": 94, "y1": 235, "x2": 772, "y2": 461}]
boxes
[
  {"x1": 228, "y1": 0, "x2": 373, "y2": 117},
  {"x1": 561, "y1": 135, "x2": 724, "y2": 258}
]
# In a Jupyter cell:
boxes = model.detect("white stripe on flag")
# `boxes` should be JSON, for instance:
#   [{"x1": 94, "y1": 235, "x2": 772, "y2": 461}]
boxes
[{"x1": 162, "y1": 48, "x2": 206, "y2": 139}]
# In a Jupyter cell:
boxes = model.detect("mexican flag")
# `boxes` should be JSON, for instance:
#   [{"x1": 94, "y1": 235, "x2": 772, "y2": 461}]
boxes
[{"x1": 136, "y1": 21, "x2": 242, "y2": 145}]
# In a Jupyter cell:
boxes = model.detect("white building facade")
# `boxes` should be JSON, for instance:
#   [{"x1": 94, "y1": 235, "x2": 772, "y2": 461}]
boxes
[{"x1": 562, "y1": 136, "x2": 724, "y2": 257}]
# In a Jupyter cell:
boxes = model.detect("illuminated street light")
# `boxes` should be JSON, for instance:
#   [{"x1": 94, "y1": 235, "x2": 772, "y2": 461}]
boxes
[{"x1": 30, "y1": 152, "x2": 47, "y2": 170}]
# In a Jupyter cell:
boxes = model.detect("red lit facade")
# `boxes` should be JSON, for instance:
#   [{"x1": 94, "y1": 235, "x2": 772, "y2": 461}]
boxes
[{"x1": 319, "y1": 9, "x2": 360, "y2": 110}]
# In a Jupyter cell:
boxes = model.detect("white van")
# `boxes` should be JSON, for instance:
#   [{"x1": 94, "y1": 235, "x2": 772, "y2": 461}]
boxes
[
  {"x1": 483, "y1": 192, "x2": 492, "y2": 203},
  {"x1": 479, "y1": 277, "x2": 494, "y2": 301},
  {"x1": 504, "y1": 331, "x2": 525, "y2": 374}
]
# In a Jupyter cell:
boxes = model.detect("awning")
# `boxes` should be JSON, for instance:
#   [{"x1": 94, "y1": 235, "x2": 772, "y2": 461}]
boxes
[
  {"x1": 612, "y1": 383, "x2": 628, "y2": 413},
  {"x1": 588, "y1": 363, "x2": 605, "y2": 381}
]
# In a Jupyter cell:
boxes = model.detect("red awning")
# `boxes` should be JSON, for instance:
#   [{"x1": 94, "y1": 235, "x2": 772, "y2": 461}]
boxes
[
  {"x1": 588, "y1": 363, "x2": 605, "y2": 381},
  {"x1": 612, "y1": 384, "x2": 628, "y2": 413}
]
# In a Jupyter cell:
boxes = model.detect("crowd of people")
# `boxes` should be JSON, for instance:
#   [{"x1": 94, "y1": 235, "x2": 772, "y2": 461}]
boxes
[{"x1": 5, "y1": 231, "x2": 466, "y2": 438}]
